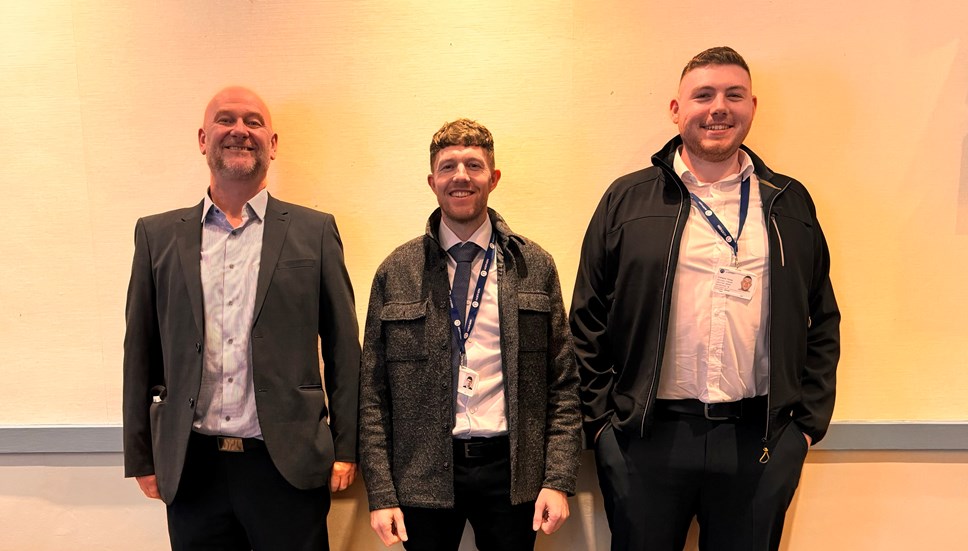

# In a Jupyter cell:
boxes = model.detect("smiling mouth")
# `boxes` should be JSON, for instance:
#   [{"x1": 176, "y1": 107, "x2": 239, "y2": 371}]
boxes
[
  {"x1": 702, "y1": 124, "x2": 732, "y2": 131},
  {"x1": 450, "y1": 190, "x2": 473, "y2": 198},
  {"x1": 224, "y1": 145, "x2": 255, "y2": 152}
]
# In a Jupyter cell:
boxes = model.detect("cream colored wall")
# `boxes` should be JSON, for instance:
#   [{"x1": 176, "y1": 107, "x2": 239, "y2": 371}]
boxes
[
  {"x1": 2, "y1": 0, "x2": 967, "y2": 424},
  {"x1": 1, "y1": 1, "x2": 967, "y2": 549},
  {"x1": 1, "y1": 451, "x2": 965, "y2": 551}
]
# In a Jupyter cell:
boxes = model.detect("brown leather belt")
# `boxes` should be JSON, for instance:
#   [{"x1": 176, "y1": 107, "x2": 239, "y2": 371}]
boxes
[{"x1": 192, "y1": 432, "x2": 265, "y2": 453}]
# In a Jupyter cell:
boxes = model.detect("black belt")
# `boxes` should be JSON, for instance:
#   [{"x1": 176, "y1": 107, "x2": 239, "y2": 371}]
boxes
[
  {"x1": 192, "y1": 432, "x2": 265, "y2": 453},
  {"x1": 453, "y1": 435, "x2": 509, "y2": 461},
  {"x1": 655, "y1": 396, "x2": 767, "y2": 421}
]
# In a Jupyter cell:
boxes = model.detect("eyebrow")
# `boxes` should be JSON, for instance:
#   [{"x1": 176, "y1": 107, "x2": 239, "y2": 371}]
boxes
[
  {"x1": 691, "y1": 85, "x2": 749, "y2": 94},
  {"x1": 213, "y1": 110, "x2": 265, "y2": 122}
]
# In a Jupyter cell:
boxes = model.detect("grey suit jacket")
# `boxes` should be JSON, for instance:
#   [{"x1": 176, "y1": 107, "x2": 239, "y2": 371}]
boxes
[{"x1": 122, "y1": 194, "x2": 360, "y2": 504}]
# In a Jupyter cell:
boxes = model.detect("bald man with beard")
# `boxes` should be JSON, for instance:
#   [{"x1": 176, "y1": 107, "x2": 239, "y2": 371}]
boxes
[{"x1": 123, "y1": 86, "x2": 361, "y2": 550}]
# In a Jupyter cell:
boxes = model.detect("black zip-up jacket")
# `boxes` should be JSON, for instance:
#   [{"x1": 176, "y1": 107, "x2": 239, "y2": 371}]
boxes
[{"x1": 570, "y1": 136, "x2": 840, "y2": 454}]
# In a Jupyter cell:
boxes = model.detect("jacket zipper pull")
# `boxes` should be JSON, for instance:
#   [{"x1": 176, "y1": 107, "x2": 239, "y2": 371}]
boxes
[{"x1": 759, "y1": 446, "x2": 771, "y2": 464}]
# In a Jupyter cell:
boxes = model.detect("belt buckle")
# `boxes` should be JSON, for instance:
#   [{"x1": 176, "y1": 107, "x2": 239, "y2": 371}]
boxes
[
  {"x1": 704, "y1": 403, "x2": 731, "y2": 421},
  {"x1": 462, "y1": 441, "x2": 479, "y2": 459},
  {"x1": 217, "y1": 436, "x2": 244, "y2": 452}
]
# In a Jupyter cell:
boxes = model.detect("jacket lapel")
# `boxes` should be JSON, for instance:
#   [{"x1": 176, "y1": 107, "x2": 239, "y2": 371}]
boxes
[
  {"x1": 176, "y1": 201, "x2": 205, "y2": 333},
  {"x1": 254, "y1": 195, "x2": 290, "y2": 321}
]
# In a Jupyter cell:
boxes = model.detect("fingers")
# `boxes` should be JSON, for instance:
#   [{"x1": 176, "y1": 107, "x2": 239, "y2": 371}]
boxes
[
  {"x1": 329, "y1": 461, "x2": 357, "y2": 492},
  {"x1": 370, "y1": 508, "x2": 408, "y2": 547},
  {"x1": 135, "y1": 475, "x2": 161, "y2": 500},
  {"x1": 392, "y1": 509, "x2": 408, "y2": 543},
  {"x1": 540, "y1": 501, "x2": 569, "y2": 535},
  {"x1": 533, "y1": 488, "x2": 570, "y2": 535}
]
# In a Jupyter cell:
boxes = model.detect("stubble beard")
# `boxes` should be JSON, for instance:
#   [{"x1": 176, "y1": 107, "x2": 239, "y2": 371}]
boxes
[
  {"x1": 208, "y1": 150, "x2": 266, "y2": 181},
  {"x1": 684, "y1": 134, "x2": 741, "y2": 165}
]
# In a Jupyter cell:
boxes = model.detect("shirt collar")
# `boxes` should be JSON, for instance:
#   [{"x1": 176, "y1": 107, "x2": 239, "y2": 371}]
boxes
[
  {"x1": 438, "y1": 216, "x2": 493, "y2": 254},
  {"x1": 673, "y1": 147, "x2": 755, "y2": 188},
  {"x1": 201, "y1": 187, "x2": 269, "y2": 224}
]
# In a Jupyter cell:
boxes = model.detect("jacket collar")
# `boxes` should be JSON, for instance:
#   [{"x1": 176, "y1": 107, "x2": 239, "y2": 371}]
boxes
[
  {"x1": 425, "y1": 207, "x2": 525, "y2": 252},
  {"x1": 651, "y1": 135, "x2": 782, "y2": 188}
]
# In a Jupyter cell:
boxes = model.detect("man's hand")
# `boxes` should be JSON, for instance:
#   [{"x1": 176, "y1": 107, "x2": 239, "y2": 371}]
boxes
[
  {"x1": 803, "y1": 432, "x2": 813, "y2": 447},
  {"x1": 370, "y1": 507, "x2": 408, "y2": 546},
  {"x1": 532, "y1": 488, "x2": 569, "y2": 535},
  {"x1": 136, "y1": 475, "x2": 161, "y2": 500},
  {"x1": 329, "y1": 461, "x2": 357, "y2": 492}
]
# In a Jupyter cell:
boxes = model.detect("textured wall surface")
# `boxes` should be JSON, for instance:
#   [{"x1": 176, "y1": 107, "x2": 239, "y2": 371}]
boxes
[{"x1": 1, "y1": 1, "x2": 967, "y2": 549}]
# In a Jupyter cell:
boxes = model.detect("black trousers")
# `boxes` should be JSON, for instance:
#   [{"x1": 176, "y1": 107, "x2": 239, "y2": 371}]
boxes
[
  {"x1": 595, "y1": 413, "x2": 808, "y2": 551},
  {"x1": 400, "y1": 436, "x2": 537, "y2": 551},
  {"x1": 166, "y1": 432, "x2": 331, "y2": 551}
]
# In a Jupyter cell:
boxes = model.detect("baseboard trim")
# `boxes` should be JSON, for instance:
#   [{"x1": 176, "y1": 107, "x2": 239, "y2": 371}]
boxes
[{"x1": 1, "y1": 422, "x2": 966, "y2": 454}]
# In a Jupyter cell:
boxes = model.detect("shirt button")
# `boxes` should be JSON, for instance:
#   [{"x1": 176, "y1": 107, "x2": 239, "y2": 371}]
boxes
[
  {"x1": 229, "y1": 264, "x2": 235, "y2": 269},
  {"x1": 227, "y1": 338, "x2": 234, "y2": 344},
  {"x1": 225, "y1": 416, "x2": 231, "y2": 421},
  {"x1": 228, "y1": 300, "x2": 234, "y2": 306},
  {"x1": 228, "y1": 377, "x2": 234, "y2": 383},
  {"x1": 443, "y1": 461, "x2": 450, "y2": 469}
]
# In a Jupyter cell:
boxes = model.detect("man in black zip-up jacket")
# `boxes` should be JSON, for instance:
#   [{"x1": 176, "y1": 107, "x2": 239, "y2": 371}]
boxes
[{"x1": 570, "y1": 47, "x2": 840, "y2": 551}]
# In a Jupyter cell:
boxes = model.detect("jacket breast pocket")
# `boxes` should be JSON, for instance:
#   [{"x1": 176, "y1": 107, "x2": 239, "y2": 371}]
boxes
[
  {"x1": 381, "y1": 300, "x2": 430, "y2": 362},
  {"x1": 518, "y1": 292, "x2": 551, "y2": 352},
  {"x1": 277, "y1": 258, "x2": 316, "y2": 269}
]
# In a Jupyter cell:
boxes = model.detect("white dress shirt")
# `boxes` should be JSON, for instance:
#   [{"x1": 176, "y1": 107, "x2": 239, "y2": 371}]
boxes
[
  {"x1": 657, "y1": 149, "x2": 771, "y2": 403},
  {"x1": 439, "y1": 218, "x2": 508, "y2": 437},
  {"x1": 194, "y1": 188, "x2": 267, "y2": 438}
]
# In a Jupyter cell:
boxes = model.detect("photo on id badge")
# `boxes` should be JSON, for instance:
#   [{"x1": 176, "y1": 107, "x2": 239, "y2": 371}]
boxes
[
  {"x1": 459, "y1": 368, "x2": 478, "y2": 397},
  {"x1": 714, "y1": 267, "x2": 755, "y2": 300}
]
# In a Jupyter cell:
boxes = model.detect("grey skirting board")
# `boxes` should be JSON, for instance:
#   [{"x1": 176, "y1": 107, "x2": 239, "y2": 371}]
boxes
[{"x1": 1, "y1": 422, "x2": 967, "y2": 454}]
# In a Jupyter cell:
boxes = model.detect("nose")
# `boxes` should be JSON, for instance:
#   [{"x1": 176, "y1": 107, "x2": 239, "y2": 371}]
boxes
[
  {"x1": 230, "y1": 118, "x2": 249, "y2": 136},
  {"x1": 710, "y1": 93, "x2": 728, "y2": 115},
  {"x1": 454, "y1": 163, "x2": 470, "y2": 181}
]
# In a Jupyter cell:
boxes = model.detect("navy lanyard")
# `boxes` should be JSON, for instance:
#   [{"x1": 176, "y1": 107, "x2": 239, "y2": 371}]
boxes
[
  {"x1": 689, "y1": 176, "x2": 751, "y2": 262},
  {"x1": 449, "y1": 235, "x2": 496, "y2": 355}
]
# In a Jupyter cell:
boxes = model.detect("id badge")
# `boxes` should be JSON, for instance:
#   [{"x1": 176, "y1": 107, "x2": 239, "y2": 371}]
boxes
[
  {"x1": 713, "y1": 266, "x2": 755, "y2": 300},
  {"x1": 458, "y1": 362, "x2": 478, "y2": 397}
]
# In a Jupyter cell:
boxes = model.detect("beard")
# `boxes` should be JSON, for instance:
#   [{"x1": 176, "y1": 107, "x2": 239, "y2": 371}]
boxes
[
  {"x1": 207, "y1": 148, "x2": 268, "y2": 181},
  {"x1": 682, "y1": 134, "x2": 742, "y2": 164}
]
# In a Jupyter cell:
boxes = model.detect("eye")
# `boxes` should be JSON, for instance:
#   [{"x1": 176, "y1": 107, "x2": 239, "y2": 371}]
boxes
[
  {"x1": 246, "y1": 119, "x2": 264, "y2": 128},
  {"x1": 216, "y1": 117, "x2": 233, "y2": 125}
]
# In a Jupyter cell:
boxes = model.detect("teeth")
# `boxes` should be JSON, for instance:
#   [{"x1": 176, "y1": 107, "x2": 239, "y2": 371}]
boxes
[
  {"x1": 705, "y1": 125, "x2": 729, "y2": 130},
  {"x1": 451, "y1": 191, "x2": 471, "y2": 197}
]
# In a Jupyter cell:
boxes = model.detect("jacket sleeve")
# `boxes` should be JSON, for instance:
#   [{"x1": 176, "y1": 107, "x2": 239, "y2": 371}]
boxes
[
  {"x1": 796, "y1": 207, "x2": 841, "y2": 444},
  {"x1": 358, "y1": 268, "x2": 400, "y2": 510},
  {"x1": 540, "y1": 259, "x2": 582, "y2": 495},
  {"x1": 569, "y1": 195, "x2": 617, "y2": 448},
  {"x1": 318, "y1": 214, "x2": 362, "y2": 463},
  {"x1": 122, "y1": 218, "x2": 163, "y2": 478}
]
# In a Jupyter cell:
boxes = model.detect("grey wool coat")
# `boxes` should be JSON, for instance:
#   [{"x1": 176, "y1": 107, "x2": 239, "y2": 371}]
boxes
[{"x1": 359, "y1": 208, "x2": 581, "y2": 510}]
